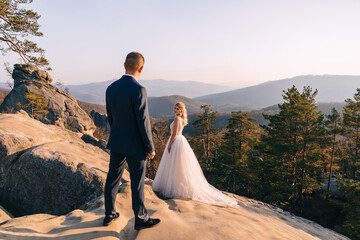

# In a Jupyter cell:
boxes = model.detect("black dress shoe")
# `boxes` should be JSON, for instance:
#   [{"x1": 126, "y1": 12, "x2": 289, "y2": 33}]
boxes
[
  {"x1": 134, "y1": 218, "x2": 160, "y2": 230},
  {"x1": 103, "y1": 212, "x2": 120, "y2": 226}
]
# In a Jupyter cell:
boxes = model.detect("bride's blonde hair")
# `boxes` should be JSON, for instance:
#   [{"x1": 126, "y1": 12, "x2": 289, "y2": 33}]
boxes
[{"x1": 175, "y1": 102, "x2": 188, "y2": 126}]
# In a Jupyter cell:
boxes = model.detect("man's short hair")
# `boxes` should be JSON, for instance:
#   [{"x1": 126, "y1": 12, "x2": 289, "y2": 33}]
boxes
[{"x1": 124, "y1": 51, "x2": 145, "y2": 72}]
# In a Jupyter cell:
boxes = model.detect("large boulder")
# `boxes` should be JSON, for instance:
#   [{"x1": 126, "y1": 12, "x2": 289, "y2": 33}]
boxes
[
  {"x1": 0, "y1": 112, "x2": 129, "y2": 217},
  {"x1": 0, "y1": 111, "x2": 81, "y2": 160},
  {"x1": 0, "y1": 64, "x2": 95, "y2": 134},
  {"x1": 0, "y1": 141, "x2": 108, "y2": 216},
  {"x1": 12, "y1": 64, "x2": 53, "y2": 87},
  {"x1": 81, "y1": 134, "x2": 109, "y2": 153},
  {"x1": 90, "y1": 110, "x2": 110, "y2": 131}
]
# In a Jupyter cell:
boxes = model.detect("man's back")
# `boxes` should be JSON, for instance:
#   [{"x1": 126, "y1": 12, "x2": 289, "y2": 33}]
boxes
[{"x1": 106, "y1": 75, "x2": 153, "y2": 155}]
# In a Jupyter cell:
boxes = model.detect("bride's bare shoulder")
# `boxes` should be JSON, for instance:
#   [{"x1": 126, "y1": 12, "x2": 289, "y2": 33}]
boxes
[{"x1": 174, "y1": 116, "x2": 182, "y2": 125}]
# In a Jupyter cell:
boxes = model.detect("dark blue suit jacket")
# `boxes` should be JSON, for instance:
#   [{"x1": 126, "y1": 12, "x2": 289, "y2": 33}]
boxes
[{"x1": 106, "y1": 75, "x2": 155, "y2": 156}]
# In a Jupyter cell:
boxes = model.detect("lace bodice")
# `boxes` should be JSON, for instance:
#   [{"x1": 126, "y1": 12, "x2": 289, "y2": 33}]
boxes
[{"x1": 170, "y1": 117, "x2": 184, "y2": 136}]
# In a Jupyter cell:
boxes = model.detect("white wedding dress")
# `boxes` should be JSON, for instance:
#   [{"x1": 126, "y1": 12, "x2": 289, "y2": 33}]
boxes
[{"x1": 152, "y1": 117, "x2": 238, "y2": 208}]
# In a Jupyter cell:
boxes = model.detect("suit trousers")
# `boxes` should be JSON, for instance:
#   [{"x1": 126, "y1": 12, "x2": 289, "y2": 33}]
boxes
[{"x1": 104, "y1": 151, "x2": 149, "y2": 224}]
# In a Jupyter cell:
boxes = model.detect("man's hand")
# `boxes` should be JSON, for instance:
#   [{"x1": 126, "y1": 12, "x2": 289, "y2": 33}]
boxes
[{"x1": 147, "y1": 151, "x2": 155, "y2": 159}]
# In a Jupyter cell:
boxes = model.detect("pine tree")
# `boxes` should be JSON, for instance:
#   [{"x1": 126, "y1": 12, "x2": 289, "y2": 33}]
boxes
[
  {"x1": 0, "y1": 0, "x2": 50, "y2": 68},
  {"x1": 342, "y1": 88, "x2": 360, "y2": 179},
  {"x1": 192, "y1": 104, "x2": 219, "y2": 168},
  {"x1": 212, "y1": 110, "x2": 261, "y2": 196},
  {"x1": 324, "y1": 107, "x2": 343, "y2": 197},
  {"x1": 24, "y1": 90, "x2": 49, "y2": 118},
  {"x1": 337, "y1": 178, "x2": 360, "y2": 239},
  {"x1": 338, "y1": 89, "x2": 360, "y2": 239},
  {"x1": 260, "y1": 86, "x2": 326, "y2": 209}
]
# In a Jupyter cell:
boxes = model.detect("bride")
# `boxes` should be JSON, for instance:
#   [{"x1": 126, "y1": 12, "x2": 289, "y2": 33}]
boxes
[{"x1": 152, "y1": 102, "x2": 238, "y2": 208}]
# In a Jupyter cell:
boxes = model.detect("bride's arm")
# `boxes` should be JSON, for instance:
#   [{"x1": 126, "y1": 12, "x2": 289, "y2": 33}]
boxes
[{"x1": 168, "y1": 117, "x2": 180, "y2": 153}]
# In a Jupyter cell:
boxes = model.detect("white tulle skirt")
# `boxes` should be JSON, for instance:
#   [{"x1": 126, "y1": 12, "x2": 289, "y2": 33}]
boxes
[{"x1": 152, "y1": 135, "x2": 238, "y2": 208}]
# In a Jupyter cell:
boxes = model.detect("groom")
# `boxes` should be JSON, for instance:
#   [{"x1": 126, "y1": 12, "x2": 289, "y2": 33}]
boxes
[{"x1": 103, "y1": 51, "x2": 160, "y2": 230}]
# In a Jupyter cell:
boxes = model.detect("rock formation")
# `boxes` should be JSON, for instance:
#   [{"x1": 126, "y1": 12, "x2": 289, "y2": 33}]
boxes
[
  {"x1": 0, "y1": 112, "x2": 127, "y2": 216},
  {"x1": 0, "y1": 111, "x2": 350, "y2": 240},
  {"x1": 12, "y1": 64, "x2": 53, "y2": 87},
  {"x1": 90, "y1": 110, "x2": 109, "y2": 131},
  {"x1": 0, "y1": 181, "x2": 349, "y2": 240},
  {"x1": 0, "y1": 64, "x2": 96, "y2": 134},
  {"x1": 81, "y1": 134, "x2": 109, "y2": 153}
]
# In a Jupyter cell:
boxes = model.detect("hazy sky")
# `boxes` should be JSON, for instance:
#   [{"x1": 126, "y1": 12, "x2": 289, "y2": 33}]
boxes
[{"x1": 1, "y1": 0, "x2": 360, "y2": 88}]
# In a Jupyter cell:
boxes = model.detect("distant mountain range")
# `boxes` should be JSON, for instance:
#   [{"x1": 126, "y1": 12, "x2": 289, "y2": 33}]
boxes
[
  {"x1": 65, "y1": 79, "x2": 234, "y2": 105},
  {"x1": 181, "y1": 102, "x2": 347, "y2": 136},
  {"x1": 0, "y1": 87, "x2": 204, "y2": 118},
  {"x1": 0, "y1": 88, "x2": 348, "y2": 138},
  {"x1": 148, "y1": 95, "x2": 205, "y2": 118},
  {"x1": 2, "y1": 74, "x2": 359, "y2": 117},
  {"x1": 66, "y1": 75, "x2": 360, "y2": 111},
  {"x1": 196, "y1": 75, "x2": 360, "y2": 112},
  {"x1": 76, "y1": 95, "x2": 205, "y2": 119}
]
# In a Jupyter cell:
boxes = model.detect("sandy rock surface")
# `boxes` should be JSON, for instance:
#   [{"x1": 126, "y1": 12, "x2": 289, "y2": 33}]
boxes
[
  {"x1": 0, "y1": 111, "x2": 82, "y2": 159},
  {"x1": 0, "y1": 182, "x2": 349, "y2": 240}
]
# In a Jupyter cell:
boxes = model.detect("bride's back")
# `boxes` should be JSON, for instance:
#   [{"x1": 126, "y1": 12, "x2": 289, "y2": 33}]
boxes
[{"x1": 170, "y1": 117, "x2": 184, "y2": 136}]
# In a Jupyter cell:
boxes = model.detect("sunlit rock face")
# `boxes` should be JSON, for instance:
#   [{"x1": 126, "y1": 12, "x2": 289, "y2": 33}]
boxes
[
  {"x1": 0, "y1": 112, "x2": 116, "y2": 217},
  {"x1": 0, "y1": 64, "x2": 96, "y2": 134}
]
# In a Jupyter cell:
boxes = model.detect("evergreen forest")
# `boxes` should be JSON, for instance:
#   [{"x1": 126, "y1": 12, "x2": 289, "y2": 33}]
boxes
[{"x1": 150, "y1": 86, "x2": 360, "y2": 240}]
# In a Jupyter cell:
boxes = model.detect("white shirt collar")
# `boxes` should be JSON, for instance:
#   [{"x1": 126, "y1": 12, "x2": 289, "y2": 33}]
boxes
[{"x1": 123, "y1": 74, "x2": 138, "y2": 82}]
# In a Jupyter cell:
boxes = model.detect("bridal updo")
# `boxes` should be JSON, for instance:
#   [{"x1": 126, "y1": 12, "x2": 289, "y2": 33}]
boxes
[{"x1": 175, "y1": 102, "x2": 188, "y2": 126}]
